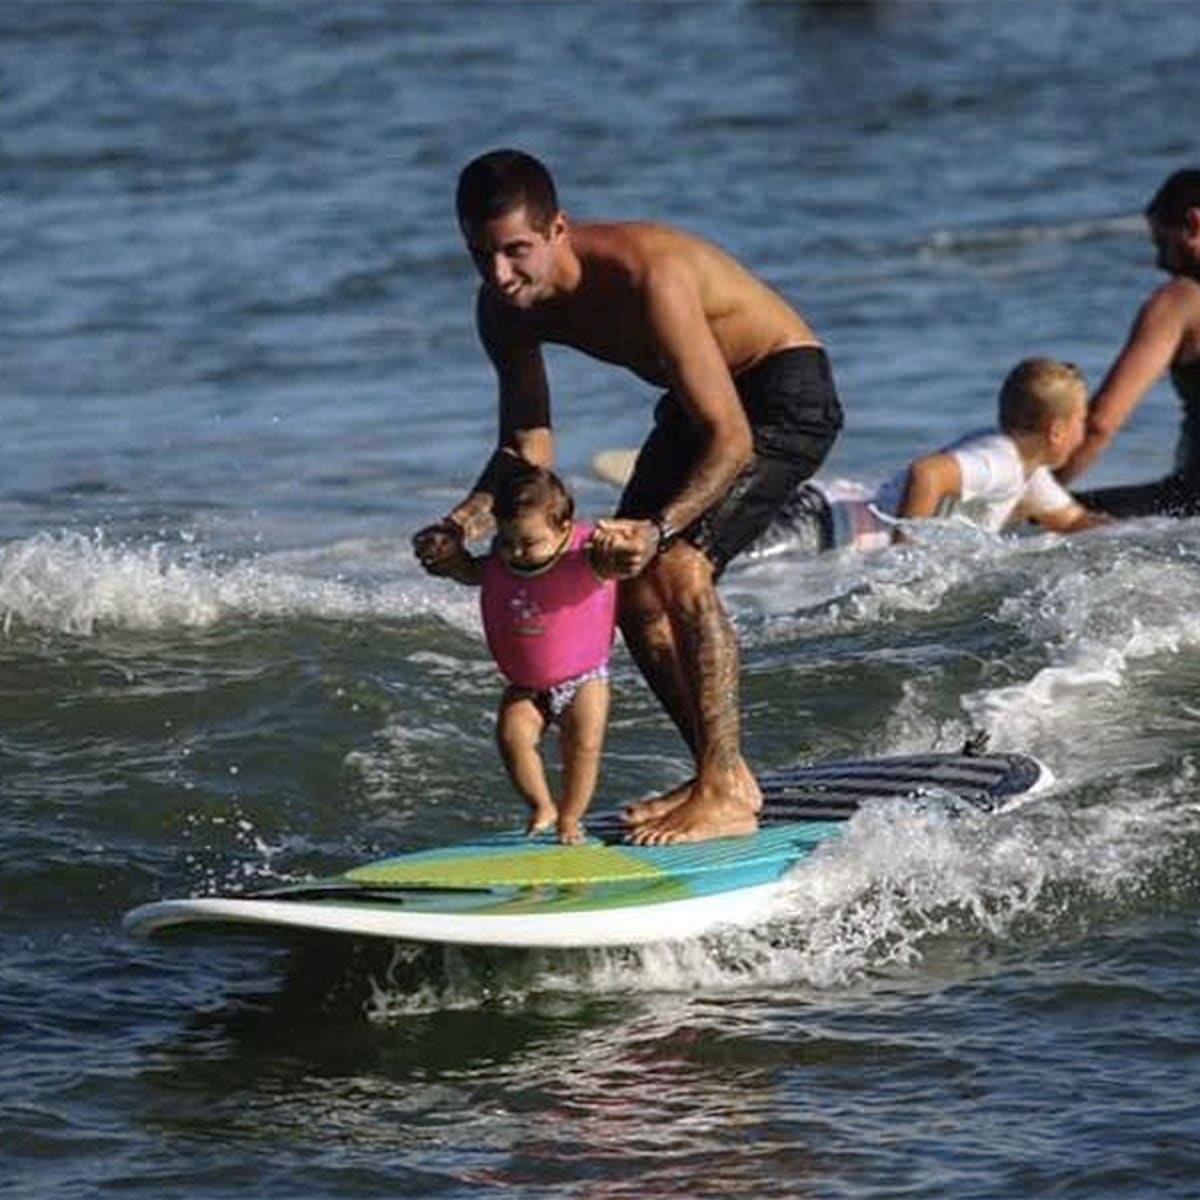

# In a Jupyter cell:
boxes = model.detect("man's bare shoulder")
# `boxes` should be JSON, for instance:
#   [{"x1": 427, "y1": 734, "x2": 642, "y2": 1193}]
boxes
[
  {"x1": 572, "y1": 219, "x2": 695, "y2": 246},
  {"x1": 581, "y1": 221, "x2": 771, "y2": 312},
  {"x1": 573, "y1": 221, "x2": 722, "y2": 272}
]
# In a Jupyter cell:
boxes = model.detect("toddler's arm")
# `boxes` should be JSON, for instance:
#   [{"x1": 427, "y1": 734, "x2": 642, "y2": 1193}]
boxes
[
  {"x1": 897, "y1": 452, "x2": 962, "y2": 519},
  {"x1": 890, "y1": 451, "x2": 962, "y2": 542}
]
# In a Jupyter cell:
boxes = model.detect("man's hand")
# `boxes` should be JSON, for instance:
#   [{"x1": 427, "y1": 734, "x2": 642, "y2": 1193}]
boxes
[
  {"x1": 590, "y1": 518, "x2": 661, "y2": 579},
  {"x1": 413, "y1": 519, "x2": 468, "y2": 578}
]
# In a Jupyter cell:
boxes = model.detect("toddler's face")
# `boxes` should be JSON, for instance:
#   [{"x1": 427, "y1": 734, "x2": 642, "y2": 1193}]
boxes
[
  {"x1": 496, "y1": 509, "x2": 568, "y2": 569},
  {"x1": 1050, "y1": 387, "x2": 1088, "y2": 467}
]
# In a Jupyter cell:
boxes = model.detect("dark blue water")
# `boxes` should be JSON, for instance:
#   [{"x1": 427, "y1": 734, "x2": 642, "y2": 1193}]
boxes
[{"x1": 4, "y1": 2, "x2": 1200, "y2": 1196}]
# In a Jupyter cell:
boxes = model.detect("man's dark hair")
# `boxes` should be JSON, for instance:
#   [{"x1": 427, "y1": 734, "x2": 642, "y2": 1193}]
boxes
[
  {"x1": 456, "y1": 149, "x2": 559, "y2": 233},
  {"x1": 1146, "y1": 169, "x2": 1200, "y2": 228},
  {"x1": 493, "y1": 461, "x2": 574, "y2": 527}
]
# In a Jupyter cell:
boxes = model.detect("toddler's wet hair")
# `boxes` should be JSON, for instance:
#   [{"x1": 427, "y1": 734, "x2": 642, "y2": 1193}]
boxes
[{"x1": 494, "y1": 462, "x2": 574, "y2": 527}]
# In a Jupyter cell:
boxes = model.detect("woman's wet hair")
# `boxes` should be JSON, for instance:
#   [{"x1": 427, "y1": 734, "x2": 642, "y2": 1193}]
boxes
[{"x1": 1146, "y1": 169, "x2": 1200, "y2": 229}]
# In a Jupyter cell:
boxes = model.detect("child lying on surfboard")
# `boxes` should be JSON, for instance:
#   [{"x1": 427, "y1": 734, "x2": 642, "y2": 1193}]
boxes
[
  {"x1": 596, "y1": 358, "x2": 1110, "y2": 554},
  {"x1": 436, "y1": 461, "x2": 618, "y2": 844},
  {"x1": 771, "y1": 357, "x2": 1110, "y2": 552}
]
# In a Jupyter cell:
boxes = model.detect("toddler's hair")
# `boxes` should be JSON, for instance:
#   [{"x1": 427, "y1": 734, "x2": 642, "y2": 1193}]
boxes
[
  {"x1": 493, "y1": 462, "x2": 575, "y2": 527},
  {"x1": 999, "y1": 358, "x2": 1085, "y2": 434}
]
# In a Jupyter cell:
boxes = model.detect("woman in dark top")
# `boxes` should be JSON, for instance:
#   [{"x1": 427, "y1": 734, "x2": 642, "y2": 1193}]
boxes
[{"x1": 1058, "y1": 169, "x2": 1200, "y2": 516}]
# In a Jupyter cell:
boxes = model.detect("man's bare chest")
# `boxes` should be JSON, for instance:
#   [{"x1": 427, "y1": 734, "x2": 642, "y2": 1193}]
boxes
[{"x1": 536, "y1": 305, "x2": 666, "y2": 385}]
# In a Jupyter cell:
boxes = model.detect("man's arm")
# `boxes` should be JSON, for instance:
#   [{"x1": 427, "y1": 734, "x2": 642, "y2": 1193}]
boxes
[
  {"x1": 1057, "y1": 283, "x2": 1187, "y2": 485},
  {"x1": 414, "y1": 293, "x2": 552, "y2": 575},
  {"x1": 644, "y1": 260, "x2": 753, "y2": 529},
  {"x1": 437, "y1": 544, "x2": 486, "y2": 585},
  {"x1": 593, "y1": 260, "x2": 752, "y2": 576},
  {"x1": 450, "y1": 292, "x2": 554, "y2": 537}
]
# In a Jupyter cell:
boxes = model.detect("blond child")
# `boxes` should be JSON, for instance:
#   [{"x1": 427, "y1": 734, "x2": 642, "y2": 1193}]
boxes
[{"x1": 764, "y1": 358, "x2": 1108, "y2": 552}]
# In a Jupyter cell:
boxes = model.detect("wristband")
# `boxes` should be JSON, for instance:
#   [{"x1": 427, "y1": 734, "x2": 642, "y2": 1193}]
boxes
[{"x1": 649, "y1": 514, "x2": 678, "y2": 555}]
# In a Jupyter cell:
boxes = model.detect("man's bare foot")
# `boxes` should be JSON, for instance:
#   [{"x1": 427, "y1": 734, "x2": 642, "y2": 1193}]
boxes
[
  {"x1": 622, "y1": 777, "x2": 694, "y2": 827},
  {"x1": 626, "y1": 760, "x2": 761, "y2": 846},
  {"x1": 527, "y1": 803, "x2": 558, "y2": 836}
]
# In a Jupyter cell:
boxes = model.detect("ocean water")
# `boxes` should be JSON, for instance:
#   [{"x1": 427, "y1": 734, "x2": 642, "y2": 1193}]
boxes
[{"x1": 3, "y1": 1, "x2": 1200, "y2": 1196}]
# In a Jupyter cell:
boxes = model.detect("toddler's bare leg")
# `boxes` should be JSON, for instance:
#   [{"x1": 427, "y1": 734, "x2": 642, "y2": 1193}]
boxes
[
  {"x1": 556, "y1": 679, "x2": 610, "y2": 844},
  {"x1": 496, "y1": 689, "x2": 556, "y2": 834}
]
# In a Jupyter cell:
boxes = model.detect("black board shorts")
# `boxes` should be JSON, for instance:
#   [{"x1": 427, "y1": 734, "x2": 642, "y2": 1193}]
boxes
[{"x1": 616, "y1": 345, "x2": 843, "y2": 574}]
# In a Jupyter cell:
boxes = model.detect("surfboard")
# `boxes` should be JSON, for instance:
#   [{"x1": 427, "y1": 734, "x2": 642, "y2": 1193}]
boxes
[
  {"x1": 591, "y1": 447, "x2": 638, "y2": 488},
  {"x1": 122, "y1": 751, "x2": 1050, "y2": 949}
]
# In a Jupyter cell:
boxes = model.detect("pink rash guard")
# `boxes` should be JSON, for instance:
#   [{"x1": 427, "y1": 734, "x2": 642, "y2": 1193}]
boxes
[{"x1": 481, "y1": 521, "x2": 617, "y2": 690}]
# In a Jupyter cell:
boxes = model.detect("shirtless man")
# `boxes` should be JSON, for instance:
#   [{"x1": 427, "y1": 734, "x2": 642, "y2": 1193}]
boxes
[
  {"x1": 1057, "y1": 169, "x2": 1200, "y2": 515},
  {"x1": 413, "y1": 149, "x2": 843, "y2": 844}
]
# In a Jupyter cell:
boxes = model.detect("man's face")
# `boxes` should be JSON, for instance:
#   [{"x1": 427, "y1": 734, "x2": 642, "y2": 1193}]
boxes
[{"x1": 462, "y1": 205, "x2": 562, "y2": 309}]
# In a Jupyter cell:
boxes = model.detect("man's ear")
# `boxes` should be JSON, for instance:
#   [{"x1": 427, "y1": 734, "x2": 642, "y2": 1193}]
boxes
[
  {"x1": 1185, "y1": 206, "x2": 1200, "y2": 240},
  {"x1": 550, "y1": 210, "x2": 568, "y2": 241}
]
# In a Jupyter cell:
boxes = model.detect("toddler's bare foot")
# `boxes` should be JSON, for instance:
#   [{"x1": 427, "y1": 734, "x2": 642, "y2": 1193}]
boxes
[
  {"x1": 527, "y1": 802, "x2": 557, "y2": 836},
  {"x1": 557, "y1": 817, "x2": 586, "y2": 845}
]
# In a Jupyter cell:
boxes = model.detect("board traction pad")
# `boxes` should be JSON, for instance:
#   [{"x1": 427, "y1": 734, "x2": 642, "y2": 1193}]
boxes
[{"x1": 257, "y1": 752, "x2": 1039, "y2": 898}]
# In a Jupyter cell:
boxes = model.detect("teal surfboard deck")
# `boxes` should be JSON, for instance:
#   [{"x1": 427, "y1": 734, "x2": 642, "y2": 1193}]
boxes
[
  {"x1": 256, "y1": 820, "x2": 841, "y2": 916},
  {"x1": 122, "y1": 752, "x2": 1048, "y2": 947}
]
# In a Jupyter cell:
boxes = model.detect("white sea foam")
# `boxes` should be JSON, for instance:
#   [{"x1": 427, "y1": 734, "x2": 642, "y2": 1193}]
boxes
[
  {"x1": 0, "y1": 529, "x2": 478, "y2": 636},
  {"x1": 919, "y1": 212, "x2": 1143, "y2": 257},
  {"x1": 961, "y1": 531, "x2": 1200, "y2": 770},
  {"x1": 727, "y1": 524, "x2": 1014, "y2": 638},
  {"x1": 181, "y1": 805, "x2": 314, "y2": 895},
  {"x1": 730, "y1": 521, "x2": 1200, "y2": 772},
  {"x1": 363, "y1": 772, "x2": 1200, "y2": 1017}
]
